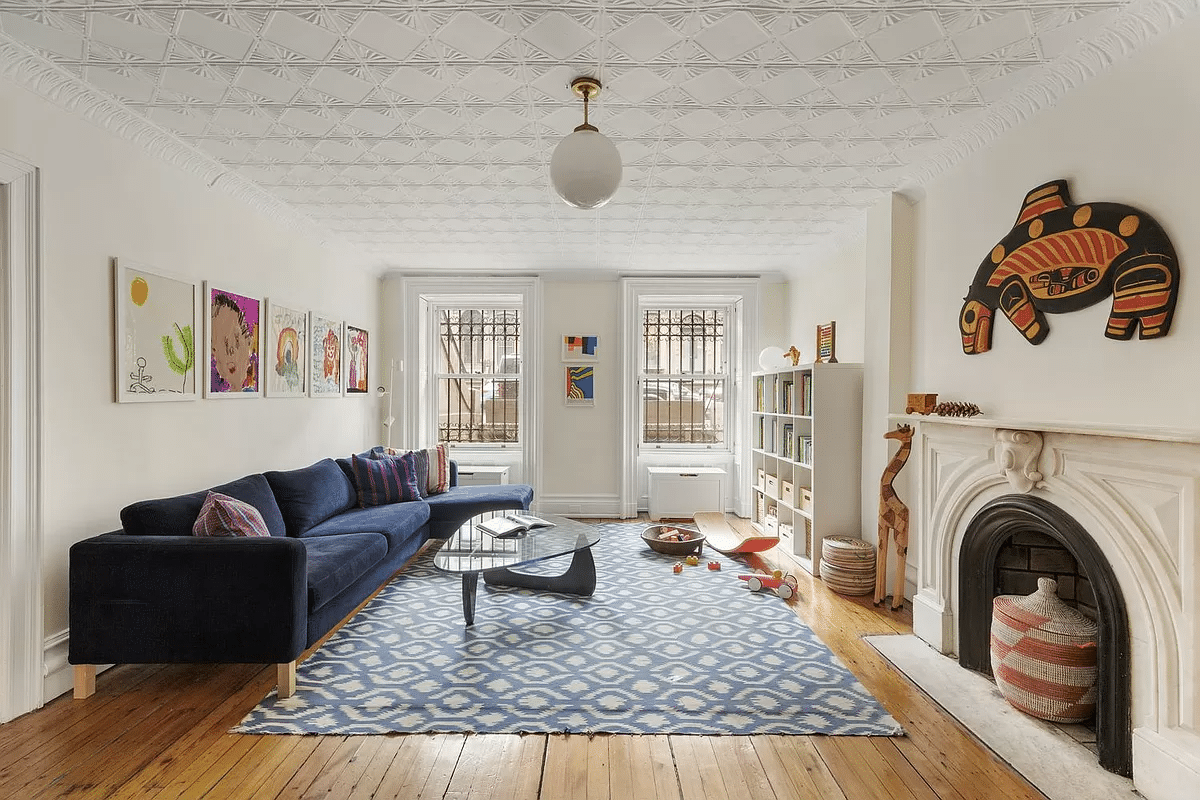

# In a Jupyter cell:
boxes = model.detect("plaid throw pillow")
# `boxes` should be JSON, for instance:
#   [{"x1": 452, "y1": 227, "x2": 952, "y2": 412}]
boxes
[
  {"x1": 385, "y1": 444, "x2": 450, "y2": 495},
  {"x1": 192, "y1": 491, "x2": 271, "y2": 538},
  {"x1": 350, "y1": 452, "x2": 421, "y2": 507}
]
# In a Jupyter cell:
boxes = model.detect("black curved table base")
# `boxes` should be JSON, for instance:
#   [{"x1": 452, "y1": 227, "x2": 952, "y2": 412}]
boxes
[{"x1": 456, "y1": 545, "x2": 597, "y2": 626}]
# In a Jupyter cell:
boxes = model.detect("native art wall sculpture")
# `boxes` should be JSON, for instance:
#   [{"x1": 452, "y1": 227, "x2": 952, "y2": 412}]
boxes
[{"x1": 959, "y1": 179, "x2": 1179, "y2": 354}]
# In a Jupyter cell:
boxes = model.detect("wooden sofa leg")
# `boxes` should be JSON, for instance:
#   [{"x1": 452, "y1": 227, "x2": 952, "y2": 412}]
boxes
[
  {"x1": 74, "y1": 665, "x2": 96, "y2": 699},
  {"x1": 277, "y1": 661, "x2": 297, "y2": 699}
]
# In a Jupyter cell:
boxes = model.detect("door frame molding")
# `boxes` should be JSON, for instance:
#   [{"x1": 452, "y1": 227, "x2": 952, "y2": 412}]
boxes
[{"x1": 0, "y1": 149, "x2": 44, "y2": 722}]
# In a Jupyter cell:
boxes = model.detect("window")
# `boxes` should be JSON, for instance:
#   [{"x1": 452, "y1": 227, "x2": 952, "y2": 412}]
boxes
[
  {"x1": 641, "y1": 308, "x2": 726, "y2": 445},
  {"x1": 435, "y1": 308, "x2": 520, "y2": 444}
]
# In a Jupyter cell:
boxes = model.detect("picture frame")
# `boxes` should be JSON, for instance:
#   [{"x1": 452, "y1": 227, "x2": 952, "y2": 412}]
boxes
[
  {"x1": 562, "y1": 334, "x2": 599, "y2": 363},
  {"x1": 264, "y1": 299, "x2": 308, "y2": 397},
  {"x1": 113, "y1": 258, "x2": 199, "y2": 403},
  {"x1": 203, "y1": 282, "x2": 263, "y2": 398},
  {"x1": 345, "y1": 325, "x2": 369, "y2": 394},
  {"x1": 308, "y1": 312, "x2": 344, "y2": 397},
  {"x1": 565, "y1": 365, "x2": 595, "y2": 406}
]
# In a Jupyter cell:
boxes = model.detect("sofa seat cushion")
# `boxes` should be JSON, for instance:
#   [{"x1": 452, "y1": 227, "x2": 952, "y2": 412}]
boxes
[
  {"x1": 302, "y1": 532, "x2": 388, "y2": 612},
  {"x1": 265, "y1": 459, "x2": 356, "y2": 537},
  {"x1": 121, "y1": 473, "x2": 286, "y2": 538},
  {"x1": 423, "y1": 484, "x2": 534, "y2": 538},
  {"x1": 301, "y1": 501, "x2": 431, "y2": 552}
]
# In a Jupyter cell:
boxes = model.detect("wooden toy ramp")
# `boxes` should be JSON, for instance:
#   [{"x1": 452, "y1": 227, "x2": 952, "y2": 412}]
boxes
[{"x1": 693, "y1": 512, "x2": 779, "y2": 555}]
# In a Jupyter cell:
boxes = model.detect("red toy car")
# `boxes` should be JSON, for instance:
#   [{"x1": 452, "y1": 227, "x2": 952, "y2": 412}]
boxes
[{"x1": 738, "y1": 570, "x2": 799, "y2": 600}]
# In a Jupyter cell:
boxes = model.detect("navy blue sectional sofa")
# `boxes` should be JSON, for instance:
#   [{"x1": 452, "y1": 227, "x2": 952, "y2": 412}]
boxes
[{"x1": 68, "y1": 454, "x2": 532, "y2": 699}]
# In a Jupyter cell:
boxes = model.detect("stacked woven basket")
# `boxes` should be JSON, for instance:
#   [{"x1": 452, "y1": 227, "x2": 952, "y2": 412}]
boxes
[{"x1": 820, "y1": 536, "x2": 876, "y2": 596}]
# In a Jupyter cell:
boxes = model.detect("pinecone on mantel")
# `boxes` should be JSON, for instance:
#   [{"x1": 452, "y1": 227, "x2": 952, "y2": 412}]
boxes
[{"x1": 932, "y1": 401, "x2": 982, "y2": 417}]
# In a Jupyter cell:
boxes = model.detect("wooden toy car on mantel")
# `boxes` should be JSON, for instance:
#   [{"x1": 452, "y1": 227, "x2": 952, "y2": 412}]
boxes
[{"x1": 739, "y1": 570, "x2": 799, "y2": 600}]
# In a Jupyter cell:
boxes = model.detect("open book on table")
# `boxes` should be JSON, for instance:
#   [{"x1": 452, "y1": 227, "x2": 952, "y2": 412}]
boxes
[{"x1": 476, "y1": 513, "x2": 555, "y2": 538}]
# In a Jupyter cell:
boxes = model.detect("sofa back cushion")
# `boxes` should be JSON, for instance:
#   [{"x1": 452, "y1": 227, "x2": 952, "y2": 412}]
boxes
[
  {"x1": 264, "y1": 458, "x2": 356, "y2": 537},
  {"x1": 192, "y1": 492, "x2": 272, "y2": 537},
  {"x1": 349, "y1": 453, "x2": 421, "y2": 507},
  {"x1": 121, "y1": 473, "x2": 286, "y2": 537}
]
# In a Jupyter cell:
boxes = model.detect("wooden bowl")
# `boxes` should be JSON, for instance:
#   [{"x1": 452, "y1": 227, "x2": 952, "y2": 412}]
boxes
[{"x1": 642, "y1": 525, "x2": 705, "y2": 556}]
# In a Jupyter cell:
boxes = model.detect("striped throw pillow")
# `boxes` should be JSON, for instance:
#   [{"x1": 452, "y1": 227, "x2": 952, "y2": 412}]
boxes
[
  {"x1": 192, "y1": 491, "x2": 271, "y2": 538},
  {"x1": 350, "y1": 452, "x2": 421, "y2": 507},
  {"x1": 384, "y1": 444, "x2": 450, "y2": 495}
]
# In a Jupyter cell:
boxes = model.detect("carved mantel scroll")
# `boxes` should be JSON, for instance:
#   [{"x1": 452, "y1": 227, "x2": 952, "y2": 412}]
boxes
[{"x1": 995, "y1": 429, "x2": 1043, "y2": 492}]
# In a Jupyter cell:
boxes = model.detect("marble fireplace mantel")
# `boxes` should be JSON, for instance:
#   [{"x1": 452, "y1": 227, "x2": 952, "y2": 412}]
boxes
[{"x1": 891, "y1": 413, "x2": 1200, "y2": 800}]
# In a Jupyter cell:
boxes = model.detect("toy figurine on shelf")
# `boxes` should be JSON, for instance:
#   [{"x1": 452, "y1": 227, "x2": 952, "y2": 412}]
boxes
[
  {"x1": 784, "y1": 345, "x2": 801, "y2": 366},
  {"x1": 905, "y1": 393, "x2": 938, "y2": 414},
  {"x1": 738, "y1": 569, "x2": 798, "y2": 600}
]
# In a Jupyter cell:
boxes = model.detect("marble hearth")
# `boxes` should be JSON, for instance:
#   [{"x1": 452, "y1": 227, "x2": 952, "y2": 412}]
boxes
[{"x1": 901, "y1": 415, "x2": 1200, "y2": 800}]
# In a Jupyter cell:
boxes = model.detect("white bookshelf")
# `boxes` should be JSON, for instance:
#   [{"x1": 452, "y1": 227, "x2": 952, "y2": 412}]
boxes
[{"x1": 751, "y1": 362, "x2": 863, "y2": 576}]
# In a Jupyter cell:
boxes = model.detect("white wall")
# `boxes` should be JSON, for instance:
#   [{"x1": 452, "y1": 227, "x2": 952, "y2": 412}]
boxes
[
  {"x1": 913, "y1": 15, "x2": 1200, "y2": 428},
  {"x1": 0, "y1": 77, "x2": 380, "y2": 669},
  {"x1": 785, "y1": 239, "x2": 867, "y2": 365}
]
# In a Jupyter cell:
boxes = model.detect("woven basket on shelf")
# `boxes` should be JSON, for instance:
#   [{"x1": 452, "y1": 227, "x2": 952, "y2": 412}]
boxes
[
  {"x1": 990, "y1": 577, "x2": 1098, "y2": 723},
  {"x1": 819, "y1": 536, "x2": 876, "y2": 596}
]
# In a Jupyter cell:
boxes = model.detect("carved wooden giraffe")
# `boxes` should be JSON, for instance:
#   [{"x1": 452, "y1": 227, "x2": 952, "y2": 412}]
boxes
[{"x1": 875, "y1": 424, "x2": 913, "y2": 610}]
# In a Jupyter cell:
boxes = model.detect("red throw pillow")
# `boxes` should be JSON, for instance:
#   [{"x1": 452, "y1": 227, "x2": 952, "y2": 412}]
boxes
[{"x1": 192, "y1": 491, "x2": 271, "y2": 537}]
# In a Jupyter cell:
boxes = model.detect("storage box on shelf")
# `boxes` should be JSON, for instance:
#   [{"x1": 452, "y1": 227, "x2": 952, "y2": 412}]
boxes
[{"x1": 750, "y1": 362, "x2": 862, "y2": 576}]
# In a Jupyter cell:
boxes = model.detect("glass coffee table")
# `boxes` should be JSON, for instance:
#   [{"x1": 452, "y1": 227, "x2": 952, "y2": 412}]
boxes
[{"x1": 433, "y1": 511, "x2": 601, "y2": 625}]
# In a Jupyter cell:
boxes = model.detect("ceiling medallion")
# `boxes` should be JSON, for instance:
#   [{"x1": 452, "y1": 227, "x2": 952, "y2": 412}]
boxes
[{"x1": 549, "y1": 77, "x2": 622, "y2": 210}]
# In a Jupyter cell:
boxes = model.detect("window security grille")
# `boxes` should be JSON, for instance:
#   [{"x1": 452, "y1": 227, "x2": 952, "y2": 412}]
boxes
[
  {"x1": 436, "y1": 309, "x2": 520, "y2": 444},
  {"x1": 641, "y1": 309, "x2": 726, "y2": 445}
]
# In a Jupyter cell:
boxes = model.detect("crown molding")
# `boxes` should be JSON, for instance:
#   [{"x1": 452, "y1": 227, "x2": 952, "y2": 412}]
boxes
[
  {"x1": 909, "y1": 0, "x2": 1200, "y2": 191},
  {"x1": 0, "y1": 33, "x2": 334, "y2": 245}
]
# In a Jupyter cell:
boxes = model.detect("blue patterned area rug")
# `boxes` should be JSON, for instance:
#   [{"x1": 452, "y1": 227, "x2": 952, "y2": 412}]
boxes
[{"x1": 233, "y1": 522, "x2": 903, "y2": 736}]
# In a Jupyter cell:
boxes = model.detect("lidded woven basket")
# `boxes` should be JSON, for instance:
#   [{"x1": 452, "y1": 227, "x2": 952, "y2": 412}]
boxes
[{"x1": 990, "y1": 577, "x2": 1099, "y2": 723}]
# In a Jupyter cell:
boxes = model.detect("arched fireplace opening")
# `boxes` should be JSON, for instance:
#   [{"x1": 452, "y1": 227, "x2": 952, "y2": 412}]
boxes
[{"x1": 958, "y1": 494, "x2": 1132, "y2": 777}]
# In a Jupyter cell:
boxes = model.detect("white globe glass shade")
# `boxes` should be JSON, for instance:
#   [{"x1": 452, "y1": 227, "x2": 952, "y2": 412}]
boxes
[
  {"x1": 759, "y1": 346, "x2": 788, "y2": 371},
  {"x1": 550, "y1": 128, "x2": 622, "y2": 209}
]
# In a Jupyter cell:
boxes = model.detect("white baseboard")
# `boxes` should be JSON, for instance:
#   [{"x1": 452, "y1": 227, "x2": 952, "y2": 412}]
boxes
[
  {"x1": 536, "y1": 493, "x2": 626, "y2": 518},
  {"x1": 1133, "y1": 727, "x2": 1200, "y2": 800},
  {"x1": 42, "y1": 629, "x2": 110, "y2": 702}
]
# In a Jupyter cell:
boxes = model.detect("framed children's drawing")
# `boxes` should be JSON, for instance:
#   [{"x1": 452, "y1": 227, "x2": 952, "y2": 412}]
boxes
[
  {"x1": 346, "y1": 325, "x2": 369, "y2": 394},
  {"x1": 264, "y1": 299, "x2": 307, "y2": 397},
  {"x1": 562, "y1": 334, "x2": 599, "y2": 363},
  {"x1": 309, "y1": 312, "x2": 344, "y2": 397},
  {"x1": 204, "y1": 283, "x2": 263, "y2": 398},
  {"x1": 113, "y1": 258, "x2": 199, "y2": 403}
]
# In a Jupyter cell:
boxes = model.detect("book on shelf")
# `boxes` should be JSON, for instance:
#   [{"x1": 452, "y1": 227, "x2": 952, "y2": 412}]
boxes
[{"x1": 476, "y1": 513, "x2": 555, "y2": 538}]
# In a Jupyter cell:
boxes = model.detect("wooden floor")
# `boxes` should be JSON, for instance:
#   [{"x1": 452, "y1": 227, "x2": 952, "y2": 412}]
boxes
[{"x1": 0, "y1": 516, "x2": 1048, "y2": 800}]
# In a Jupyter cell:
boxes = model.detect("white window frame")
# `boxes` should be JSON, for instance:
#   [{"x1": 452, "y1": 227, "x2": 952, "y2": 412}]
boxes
[
  {"x1": 396, "y1": 277, "x2": 541, "y2": 487},
  {"x1": 619, "y1": 278, "x2": 760, "y2": 519}
]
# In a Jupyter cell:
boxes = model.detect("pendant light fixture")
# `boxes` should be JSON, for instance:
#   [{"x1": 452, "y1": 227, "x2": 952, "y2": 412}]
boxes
[{"x1": 549, "y1": 77, "x2": 622, "y2": 209}]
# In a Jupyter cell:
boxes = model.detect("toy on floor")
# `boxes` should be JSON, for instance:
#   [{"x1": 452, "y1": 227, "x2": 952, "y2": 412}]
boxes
[
  {"x1": 693, "y1": 512, "x2": 778, "y2": 555},
  {"x1": 739, "y1": 569, "x2": 798, "y2": 600}
]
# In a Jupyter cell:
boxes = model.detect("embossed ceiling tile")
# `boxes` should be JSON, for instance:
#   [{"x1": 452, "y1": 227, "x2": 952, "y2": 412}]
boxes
[
  {"x1": 84, "y1": 66, "x2": 154, "y2": 102},
  {"x1": 604, "y1": 66, "x2": 673, "y2": 103},
  {"x1": 347, "y1": 10, "x2": 425, "y2": 61},
  {"x1": 900, "y1": 66, "x2": 974, "y2": 103},
  {"x1": 147, "y1": 107, "x2": 209, "y2": 135},
  {"x1": 428, "y1": 10, "x2": 510, "y2": 60},
  {"x1": 606, "y1": 14, "x2": 683, "y2": 61},
  {"x1": 953, "y1": 10, "x2": 1034, "y2": 59},
  {"x1": 342, "y1": 108, "x2": 403, "y2": 137},
  {"x1": 780, "y1": 13, "x2": 858, "y2": 62},
  {"x1": 801, "y1": 109, "x2": 859, "y2": 138},
  {"x1": 486, "y1": 139, "x2": 539, "y2": 162},
  {"x1": 261, "y1": 11, "x2": 339, "y2": 60},
  {"x1": 602, "y1": 107, "x2": 660, "y2": 138},
  {"x1": 313, "y1": 139, "x2": 363, "y2": 162},
  {"x1": 309, "y1": 66, "x2": 374, "y2": 104},
  {"x1": 89, "y1": 12, "x2": 170, "y2": 60},
  {"x1": 694, "y1": 10, "x2": 770, "y2": 61},
  {"x1": 458, "y1": 65, "x2": 523, "y2": 102},
  {"x1": 679, "y1": 68, "x2": 745, "y2": 105},
  {"x1": 158, "y1": 66, "x2": 227, "y2": 103},
  {"x1": 235, "y1": 66, "x2": 301, "y2": 103},
  {"x1": 471, "y1": 107, "x2": 532, "y2": 138},
  {"x1": 1039, "y1": 9, "x2": 1120, "y2": 58},
  {"x1": 754, "y1": 68, "x2": 823, "y2": 104},
  {"x1": 384, "y1": 66, "x2": 449, "y2": 104},
  {"x1": 253, "y1": 139, "x2": 309, "y2": 164},
  {"x1": 736, "y1": 109, "x2": 794, "y2": 138},
  {"x1": 278, "y1": 108, "x2": 334, "y2": 136},
  {"x1": 538, "y1": 106, "x2": 584, "y2": 135},
  {"x1": 827, "y1": 68, "x2": 895, "y2": 104},
  {"x1": 778, "y1": 140, "x2": 831, "y2": 165},
  {"x1": 978, "y1": 63, "x2": 1036, "y2": 102},
  {"x1": 0, "y1": 12, "x2": 83, "y2": 59},
  {"x1": 668, "y1": 108, "x2": 725, "y2": 137},
  {"x1": 427, "y1": 138, "x2": 476, "y2": 161},
  {"x1": 660, "y1": 140, "x2": 712, "y2": 164},
  {"x1": 211, "y1": 107, "x2": 274, "y2": 137},
  {"x1": 518, "y1": 9, "x2": 592, "y2": 61},
  {"x1": 866, "y1": 11, "x2": 946, "y2": 61}
]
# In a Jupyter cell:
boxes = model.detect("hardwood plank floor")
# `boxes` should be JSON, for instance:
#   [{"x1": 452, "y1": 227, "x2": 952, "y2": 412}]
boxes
[{"x1": 0, "y1": 516, "x2": 1047, "y2": 800}]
